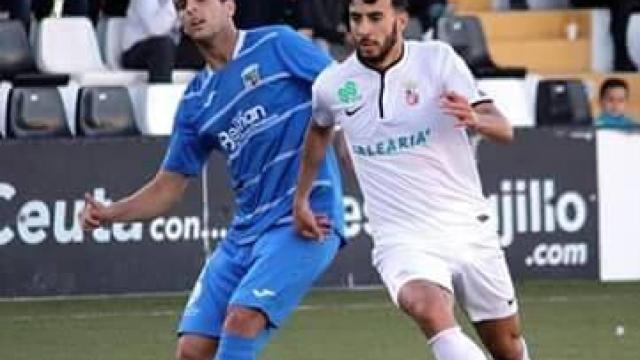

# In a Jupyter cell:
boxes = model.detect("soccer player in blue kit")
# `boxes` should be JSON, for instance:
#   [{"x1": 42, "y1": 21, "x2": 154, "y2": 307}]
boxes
[{"x1": 80, "y1": 0, "x2": 344, "y2": 359}]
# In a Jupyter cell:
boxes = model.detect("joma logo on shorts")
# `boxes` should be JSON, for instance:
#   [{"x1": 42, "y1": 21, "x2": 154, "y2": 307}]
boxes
[{"x1": 218, "y1": 105, "x2": 268, "y2": 151}]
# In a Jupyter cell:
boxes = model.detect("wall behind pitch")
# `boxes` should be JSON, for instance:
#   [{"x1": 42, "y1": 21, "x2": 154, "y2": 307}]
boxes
[
  {"x1": 477, "y1": 127, "x2": 599, "y2": 279},
  {"x1": 597, "y1": 129, "x2": 640, "y2": 281},
  {"x1": 0, "y1": 138, "x2": 205, "y2": 297},
  {"x1": 0, "y1": 128, "x2": 604, "y2": 297}
]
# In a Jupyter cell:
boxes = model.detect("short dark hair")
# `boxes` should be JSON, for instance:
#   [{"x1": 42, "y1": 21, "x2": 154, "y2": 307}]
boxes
[
  {"x1": 348, "y1": 0, "x2": 409, "y2": 10},
  {"x1": 600, "y1": 78, "x2": 629, "y2": 99}
]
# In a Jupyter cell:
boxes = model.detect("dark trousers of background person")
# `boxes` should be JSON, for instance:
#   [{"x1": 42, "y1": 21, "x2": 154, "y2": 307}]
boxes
[
  {"x1": 1, "y1": 0, "x2": 90, "y2": 33},
  {"x1": 175, "y1": 34, "x2": 206, "y2": 70},
  {"x1": 408, "y1": 0, "x2": 446, "y2": 33},
  {"x1": 571, "y1": 0, "x2": 640, "y2": 71},
  {"x1": 121, "y1": 36, "x2": 175, "y2": 83},
  {"x1": 510, "y1": 0, "x2": 528, "y2": 9}
]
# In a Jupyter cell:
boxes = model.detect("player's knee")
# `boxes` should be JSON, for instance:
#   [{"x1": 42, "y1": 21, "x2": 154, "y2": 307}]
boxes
[
  {"x1": 223, "y1": 306, "x2": 268, "y2": 338},
  {"x1": 486, "y1": 332, "x2": 523, "y2": 360},
  {"x1": 400, "y1": 297, "x2": 453, "y2": 336},
  {"x1": 175, "y1": 336, "x2": 215, "y2": 360}
]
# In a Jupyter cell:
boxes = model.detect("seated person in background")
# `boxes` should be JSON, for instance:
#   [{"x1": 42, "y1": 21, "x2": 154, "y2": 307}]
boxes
[
  {"x1": 121, "y1": 0, "x2": 179, "y2": 83},
  {"x1": 234, "y1": 0, "x2": 313, "y2": 37},
  {"x1": 308, "y1": 0, "x2": 353, "y2": 60},
  {"x1": 1, "y1": 0, "x2": 92, "y2": 34},
  {"x1": 408, "y1": 0, "x2": 446, "y2": 36},
  {"x1": 570, "y1": 0, "x2": 640, "y2": 72},
  {"x1": 596, "y1": 78, "x2": 638, "y2": 128}
]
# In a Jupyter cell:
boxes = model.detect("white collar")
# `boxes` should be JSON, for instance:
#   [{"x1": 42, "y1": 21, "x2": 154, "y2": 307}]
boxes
[{"x1": 232, "y1": 30, "x2": 247, "y2": 59}]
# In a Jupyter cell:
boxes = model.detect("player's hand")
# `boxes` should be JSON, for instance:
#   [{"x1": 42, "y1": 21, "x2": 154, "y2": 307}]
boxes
[
  {"x1": 293, "y1": 199, "x2": 331, "y2": 240},
  {"x1": 80, "y1": 193, "x2": 112, "y2": 231},
  {"x1": 440, "y1": 91, "x2": 479, "y2": 130}
]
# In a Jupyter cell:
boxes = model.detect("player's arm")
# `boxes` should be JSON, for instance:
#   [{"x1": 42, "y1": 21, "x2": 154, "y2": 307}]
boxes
[
  {"x1": 294, "y1": 122, "x2": 335, "y2": 239},
  {"x1": 441, "y1": 90, "x2": 514, "y2": 144},
  {"x1": 81, "y1": 170, "x2": 189, "y2": 230}
]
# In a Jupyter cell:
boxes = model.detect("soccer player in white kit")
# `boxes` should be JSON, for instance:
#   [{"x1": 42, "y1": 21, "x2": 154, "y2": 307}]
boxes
[{"x1": 293, "y1": 0, "x2": 532, "y2": 359}]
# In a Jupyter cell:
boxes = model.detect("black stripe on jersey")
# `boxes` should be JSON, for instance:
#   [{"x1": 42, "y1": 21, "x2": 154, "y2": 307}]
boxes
[{"x1": 471, "y1": 98, "x2": 494, "y2": 107}]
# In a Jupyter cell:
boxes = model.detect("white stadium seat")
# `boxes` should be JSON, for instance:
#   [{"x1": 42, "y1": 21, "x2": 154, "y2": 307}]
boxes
[
  {"x1": 627, "y1": 14, "x2": 640, "y2": 70},
  {"x1": 36, "y1": 17, "x2": 146, "y2": 86},
  {"x1": 134, "y1": 83, "x2": 187, "y2": 135},
  {"x1": 103, "y1": 17, "x2": 127, "y2": 70}
]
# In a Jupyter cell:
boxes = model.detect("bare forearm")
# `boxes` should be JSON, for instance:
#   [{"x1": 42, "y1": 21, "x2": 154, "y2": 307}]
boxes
[
  {"x1": 106, "y1": 171, "x2": 189, "y2": 222},
  {"x1": 474, "y1": 114, "x2": 514, "y2": 143},
  {"x1": 295, "y1": 123, "x2": 334, "y2": 202},
  {"x1": 473, "y1": 103, "x2": 514, "y2": 143}
]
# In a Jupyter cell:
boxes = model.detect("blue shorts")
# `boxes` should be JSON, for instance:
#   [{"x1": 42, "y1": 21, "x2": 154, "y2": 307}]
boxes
[{"x1": 177, "y1": 225, "x2": 340, "y2": 338}]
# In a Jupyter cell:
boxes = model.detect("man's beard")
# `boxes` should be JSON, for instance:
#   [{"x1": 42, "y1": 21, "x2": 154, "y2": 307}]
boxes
[{"x1": 357, "y1": 21, "x2": 399, "y2": 66}]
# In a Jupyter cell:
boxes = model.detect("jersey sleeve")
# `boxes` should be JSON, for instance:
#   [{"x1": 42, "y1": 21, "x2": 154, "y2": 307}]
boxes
[
  {"x1": 161, "y1": 96, "x2": 215, "y2": 177},
  {"x1": 440, "y1": 43, "x2": 492, "y2": 106},
  {"x1": 311, "y1": 73, "x2": 337, "y2": 127},
  {"x1": 274, "y1": 26, "x2": 332, "y2": 83}
]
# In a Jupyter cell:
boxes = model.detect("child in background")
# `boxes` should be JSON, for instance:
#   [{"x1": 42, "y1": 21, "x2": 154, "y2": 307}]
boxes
[{"x1": 596, "y1": 78, "x2": 638, "y2": 128}]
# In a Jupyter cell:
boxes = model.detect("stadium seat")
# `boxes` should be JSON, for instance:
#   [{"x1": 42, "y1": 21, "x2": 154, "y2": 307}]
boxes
[
  {"x1": 536, "y1": 79, "x2": 592, "y2": 126},
  {"x1": 627, "y1": 14, "x2": 640, "y2": 70},
  {"x1": 7, "y1": 87, "x2": 71, "y2": 138},
  {"x1": 76, "y1": 86, "x2": 139, "y2": 137},
  {"x1": 527, "y1": 0, "x2": 570, "y2": 9},
  {"x1": 437, "y1": 16, "x2": 527, "y2": 78},
  {"x1": 101, "y1": 17, "x2": 126, "y2": 70},
  {"x1": 0, "y1": 20, "x2": 68, "y2": 87},
  {"x1": 135, "y1": 83, "x2": 187, "y2": 135},
  {"x1": 0, "y1": 82, "x2": 11, "y2": 138},
  {"x1": 36, "y1": 17, "x2": 146, "y2": 86}
]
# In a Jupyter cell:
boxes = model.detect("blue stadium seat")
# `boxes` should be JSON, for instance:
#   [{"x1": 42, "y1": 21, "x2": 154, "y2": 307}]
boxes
[
  {"x1": 7, "y1": 87, "x2": 71, "y2": 138},
  {"x1": 76, "y1": 86, "x2": 139, "y2": 137}
]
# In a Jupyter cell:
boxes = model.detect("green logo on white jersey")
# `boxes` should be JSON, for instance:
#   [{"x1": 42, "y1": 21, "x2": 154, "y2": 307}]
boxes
[{"x1": 338, "y1": 80, "x2": 362, "y2": 104}]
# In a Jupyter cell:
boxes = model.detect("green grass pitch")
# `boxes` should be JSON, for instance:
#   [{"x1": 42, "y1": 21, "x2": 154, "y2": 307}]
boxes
[{"x1": 1, "y1": 281, "x2": 639, "y2": 359}]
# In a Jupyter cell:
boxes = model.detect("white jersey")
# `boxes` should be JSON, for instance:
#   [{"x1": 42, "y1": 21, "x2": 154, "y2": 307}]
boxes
[{"x1": 312, "y1": 40, "x2": 497, "y2": 244}]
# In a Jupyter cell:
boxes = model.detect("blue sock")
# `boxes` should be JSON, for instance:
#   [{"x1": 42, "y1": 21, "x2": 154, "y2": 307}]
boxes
[
  {"x1": 254, "y1": 327, "x2": 274, "y2": 355},
  {"x1": 214, "y1": 332, "x2": 259, "y2": 360}
]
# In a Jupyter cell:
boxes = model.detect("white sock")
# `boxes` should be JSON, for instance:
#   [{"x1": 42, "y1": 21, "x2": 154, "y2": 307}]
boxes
[
  {"x1": 521, "y1": 338, "x2": 531, "y2": 360},
  {"x1": 428, "y1": 327, "x2": 486, "y2": 360}
]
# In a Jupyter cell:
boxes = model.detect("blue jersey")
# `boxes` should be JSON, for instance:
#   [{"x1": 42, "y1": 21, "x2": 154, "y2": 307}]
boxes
[{"x1": 162, "y1": 26, "x2": 344, "y2": 244}]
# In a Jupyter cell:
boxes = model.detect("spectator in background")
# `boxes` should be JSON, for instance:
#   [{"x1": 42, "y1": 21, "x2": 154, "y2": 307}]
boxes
[
  {"x1": 571, "y1": 0, "x2": 640, "y2": 72},
  {"x1": 94, "y1": 0, "x2": 130, "y2": 18},
  {"x1": 121, "y1": 0, "x2": 179, "y2": 83},
  {"x1": 0, "y1": 0, "x2": 120, "y2": 33},
  {"x1": 308, "y1": 0, "x2": 353, "y2": 60},
  {"x1": 234, "y1": 0, "x2": 313, "y2": 37},
  {"x1": 596, "y1": 78, "x2": 638, "y2": 128},
  {"x1": 408, "y1": 0, "x2": 446, "y2": 35}
]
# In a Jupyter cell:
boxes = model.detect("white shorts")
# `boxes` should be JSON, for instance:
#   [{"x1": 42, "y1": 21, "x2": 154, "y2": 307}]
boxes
[{"x1": 372, "y1": 235, "x2": 518, "y2": 323}]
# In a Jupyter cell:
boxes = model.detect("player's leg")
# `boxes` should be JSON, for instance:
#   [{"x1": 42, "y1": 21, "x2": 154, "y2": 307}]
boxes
[
  {"x1": 456, "y1": 245, "x2": 531, "y2": 360},
  {"x1": 176, "y1": 335, "x2": 218, "y2": 360},
  {"x1": 216, "y1": 225, "x2": 340, "y2": 359},
  {"x1": 175, "y1": 240, "x2": 247, "y2": 360},
  {"x1": 474, "y1": 314, "x2": 530, "y2": 360},
  {"x1": 374, "y1": 243, "x2": 487, "y2": 360},
  {"x1": 397, "y1": 279, "x2": 456, "y2": 338}
]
